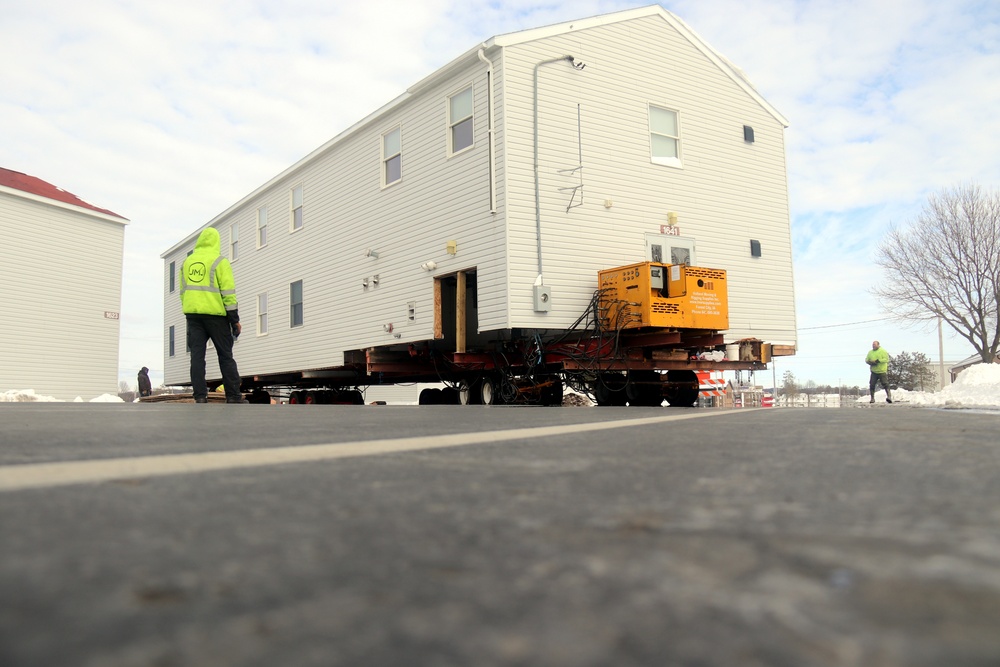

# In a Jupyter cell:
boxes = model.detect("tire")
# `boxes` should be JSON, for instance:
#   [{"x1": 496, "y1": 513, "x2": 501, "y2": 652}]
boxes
[
  {"x1": 539, "y1": 377, "x2": 564, "y2": 406},
  {"x1": 479, "y1": 376, "x2": 502, "y2": 405},
  {"x1": 458, "y1": 379, "x2": 480, "y2": 405},
  {"x1": 249, "y1": 389, "x2": 270, "y2": 404},
  {"x1": 626, "y1": 370, "x2": 663, "y2": 407},
  {"x1": 440, "y1": 387, "x2": 460, "y2": 405},
  {"x1": 419, "y1": 388, "x2": 439, "y2": 405},
  {"x1": 593, "y1": 373, "x2": 627, "y2": 406},
  {"x1": 664, "y1": 370, "x2": 700, "y2": 407},
  {"x1": 289, "y1": 391, "x2": 303, "y2": 404}
]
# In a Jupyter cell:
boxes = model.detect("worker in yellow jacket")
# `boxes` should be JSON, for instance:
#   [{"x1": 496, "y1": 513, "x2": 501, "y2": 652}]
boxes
[
  {"x1": 865, "y1": 340, "x2": 892, "y2": 404},
  {"x1": 180, "y1": 228, "x2": 244, "y2": 403}
]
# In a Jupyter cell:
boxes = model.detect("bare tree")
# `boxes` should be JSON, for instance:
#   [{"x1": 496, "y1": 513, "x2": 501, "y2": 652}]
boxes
[
  {"x1": 118, "y1": 381, "x2": 136, "y2": 403},
  {"x1": 873, "y1": 183, "x2": 1000, "y2": 363}
]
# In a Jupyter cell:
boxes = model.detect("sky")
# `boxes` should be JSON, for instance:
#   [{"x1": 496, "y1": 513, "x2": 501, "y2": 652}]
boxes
[{"x1": 3, "y1": 0, "x2": 999, "y2": 391}]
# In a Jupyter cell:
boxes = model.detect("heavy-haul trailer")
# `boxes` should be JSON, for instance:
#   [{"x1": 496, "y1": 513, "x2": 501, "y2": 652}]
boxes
[{"x1": 239, "y1": 261, "x2": 776, "y2": 407}]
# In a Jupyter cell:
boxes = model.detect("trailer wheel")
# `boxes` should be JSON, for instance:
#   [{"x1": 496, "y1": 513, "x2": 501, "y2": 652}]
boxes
[
  {"x1": 539, "y1": 377, "x2": 564, "y2": 406},
  {"x1": 249, "y1": 389, "x2": 270, "y2": 404},
  {"x1": 346, "y1": 389, "x2": 365, "y2": 405},
  {"x1": 440, "y1": 387, "x2": 460, "y2": 405},
  {"x1": 593, "y1": 373, "x2": 627, "y2": 406},
  {"x1": 627, "y1": 371, "x2": 663, "y2": 407},
  {"x1": 664, "y1": 370, "x2": 700, "y2": 407},
  {"x1": 289, "y1": 391, "x2": 303, "y2": 404},
  {"x1": 419, "y1": 388, "x2": 440, "y2": 405},
  {"x1": 479, "y1": 376, "x2": 502, "y2": 405},
  {"x1": 458, "y1": 380, "x2": 480, "y2": 405}
]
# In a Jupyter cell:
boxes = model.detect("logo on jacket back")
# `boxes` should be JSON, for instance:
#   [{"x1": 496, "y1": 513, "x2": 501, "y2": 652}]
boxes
[{"x1": 187, "y1": 262, "x2": 207, "y2": 282}]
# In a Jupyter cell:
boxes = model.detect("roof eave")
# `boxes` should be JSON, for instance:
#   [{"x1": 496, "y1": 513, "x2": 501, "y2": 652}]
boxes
[{"x1": 0, "y1": 184, "x2": 129, "y2": 225}]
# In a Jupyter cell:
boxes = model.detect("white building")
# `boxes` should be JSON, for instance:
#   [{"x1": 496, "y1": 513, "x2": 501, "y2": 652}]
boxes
[
  {"x1": 161, "y1": 5, "x2": 796, "y2": 388},
  {"x1": 0, "y1": 168, "x2": 128, "y2": 400}
]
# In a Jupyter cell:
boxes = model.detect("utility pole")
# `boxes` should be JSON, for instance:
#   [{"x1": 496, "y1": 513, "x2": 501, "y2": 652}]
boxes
[{"x1": 938, "y1": 316, "x2": 946, "y2": 389}]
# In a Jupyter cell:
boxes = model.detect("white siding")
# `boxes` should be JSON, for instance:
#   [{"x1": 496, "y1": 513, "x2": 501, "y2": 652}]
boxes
[
  {"x1": 0, "y1": 191, "x2": 125, "y2": 399},
  {"x1": 164, "y1": 55, "x2": 509, "y2": 386},
  {"x1": 500, "y1": 14, "x2": 796, "y2": 345}
]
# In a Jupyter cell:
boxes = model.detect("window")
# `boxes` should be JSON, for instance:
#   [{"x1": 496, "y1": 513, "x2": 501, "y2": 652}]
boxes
[
  {"x1": 290, "y1": 185, "x2": 303, "y2": 231},
  {"x1": 257, "y1": 206, "x2": 267, "y2": 248},
  {"x1": 230, "y1": 225, "x2": 239, "y2": 260},
  {"x1": 448, "y1": 86, "x2": 474, "y2": 154},
  {"x1": 169, "y1": 261, "x2": 175, "y2": 292},
  {"x1": 169, "y1": 325, "x2": 175, "y2": 357},
  {"x1": 382, "y1": 127, "x2": 401, "y2": 186},
  {"x1": 649, "y1": 105, "x2": 682, "y2": 167},
  {"x1": 257, "y1": 293, "x2": 268, "y2": 335},
  {"x1": 290, "y1": 280, "x2": 303, "y2": 327}
]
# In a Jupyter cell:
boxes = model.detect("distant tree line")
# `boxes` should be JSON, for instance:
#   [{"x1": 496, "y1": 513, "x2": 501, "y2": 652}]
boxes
[{"x1": 780, "y1": 350, "x2": 939, "y2": 399}]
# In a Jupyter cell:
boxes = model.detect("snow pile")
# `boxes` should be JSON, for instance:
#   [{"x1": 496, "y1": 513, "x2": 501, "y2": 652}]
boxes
[
  {"x1": 0, "y1": 390, "x2": 124, "y2": 403},
  {"x1": 858, "y1": 363, "x2": 1000, "y2": 410},
  {"x1": 1, "y1": 389, "x2": 62, "y2": 403}
]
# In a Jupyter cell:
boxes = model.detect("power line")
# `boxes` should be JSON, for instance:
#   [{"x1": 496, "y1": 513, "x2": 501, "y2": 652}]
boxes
[{"x1": 799, "y1": 317, "x2": 891, "y2": 331}]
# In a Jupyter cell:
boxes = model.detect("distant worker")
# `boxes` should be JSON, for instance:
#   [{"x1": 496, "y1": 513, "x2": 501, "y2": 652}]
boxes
[
  {"x1": 180, "y1": 228, "x2": 244, "y2": 404},
  {"x1": 865, "y1": 340, "x2": 892, "y2": 404},
  {"x1": 137, "y1": 367, "x2": 152, "y2": 397}
]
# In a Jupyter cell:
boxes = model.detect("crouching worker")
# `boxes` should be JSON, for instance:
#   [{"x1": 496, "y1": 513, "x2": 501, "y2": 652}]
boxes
[{"x1": 181, "y1": 228, "x2": 244, "y2": 404}]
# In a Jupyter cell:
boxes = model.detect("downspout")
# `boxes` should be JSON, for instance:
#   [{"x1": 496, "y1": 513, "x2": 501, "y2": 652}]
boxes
[
  {"x1": 533, "y1": 55, "x2": 585, "y2": 286},
  {"x1": 477, "y1": 48, "x2": 496, "y2": 214}
]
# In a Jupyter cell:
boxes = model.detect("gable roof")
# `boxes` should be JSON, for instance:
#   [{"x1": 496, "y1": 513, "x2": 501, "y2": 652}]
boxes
[
  {"x1": 486, "y1": 4, "x2": 788, "y2": 127},
  {"x1": 164, "y1": 4, "x2": 786, "y2": 256},
  {"x1": 0, "y1": 167, "x2": 127, "y2": 221}
]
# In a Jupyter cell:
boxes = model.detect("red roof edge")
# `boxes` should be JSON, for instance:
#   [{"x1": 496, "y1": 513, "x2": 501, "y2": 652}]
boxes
[{"x1": 0, "y1": 167, "x2": 127, "y2": 220}]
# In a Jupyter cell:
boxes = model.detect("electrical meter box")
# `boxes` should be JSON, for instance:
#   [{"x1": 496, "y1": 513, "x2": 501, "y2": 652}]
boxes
[{"x1": 598, "y1": 261, "x2": 728, "y2": 331}]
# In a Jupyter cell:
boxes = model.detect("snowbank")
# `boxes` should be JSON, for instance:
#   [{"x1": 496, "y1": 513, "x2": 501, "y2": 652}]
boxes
[
  {"x1": 857, "y1": 363, "x2": 1000, "y2": 410},
  {"x1": 1, "y1": 390, "x2": 124, "y2": 403}
]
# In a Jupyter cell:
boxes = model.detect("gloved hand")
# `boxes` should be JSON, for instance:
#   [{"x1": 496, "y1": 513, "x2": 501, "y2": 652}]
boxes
[{"x1": 231, "y1": 321, "x2": 241, "y2": 340}]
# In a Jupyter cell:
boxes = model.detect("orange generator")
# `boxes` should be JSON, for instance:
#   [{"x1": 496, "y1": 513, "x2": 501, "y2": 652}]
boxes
[{"x1": 598, "y1": 261, "x2": 728, "y2": 331}]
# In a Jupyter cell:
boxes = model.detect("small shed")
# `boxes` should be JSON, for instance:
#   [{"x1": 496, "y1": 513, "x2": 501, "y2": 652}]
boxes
[{"x1": 0, "y1": 168, "x2": 128, "y2": 400}]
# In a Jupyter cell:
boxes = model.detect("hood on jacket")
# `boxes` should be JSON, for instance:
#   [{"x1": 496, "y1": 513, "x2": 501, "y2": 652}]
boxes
[{"x1": 195, "y1": 227, "x2": 222, "y2": 254}]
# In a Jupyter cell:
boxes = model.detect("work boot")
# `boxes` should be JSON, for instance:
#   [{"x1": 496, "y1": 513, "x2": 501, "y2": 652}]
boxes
[
  {"x1": 869, "y1": 396, "x2": 875, "y2": 404},
  {"x1": 194, "y1": 397, "x2": 208, "y2": 403}
]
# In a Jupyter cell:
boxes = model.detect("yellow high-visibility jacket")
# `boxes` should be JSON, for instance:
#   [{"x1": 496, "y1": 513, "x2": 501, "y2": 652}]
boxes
[{"x1": 180, "y1": 228, "x2": 239, "y2": 319}]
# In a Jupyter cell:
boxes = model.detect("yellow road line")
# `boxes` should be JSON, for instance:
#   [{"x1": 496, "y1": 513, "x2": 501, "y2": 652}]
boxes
[{"x1": 0, "y1": 410, "x2": 749, "y2": 492}]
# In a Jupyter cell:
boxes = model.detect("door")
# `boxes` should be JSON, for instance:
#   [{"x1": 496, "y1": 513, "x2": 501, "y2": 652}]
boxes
[{"x1": 645, "y1": 233, "x2": 696, "y2": 266}]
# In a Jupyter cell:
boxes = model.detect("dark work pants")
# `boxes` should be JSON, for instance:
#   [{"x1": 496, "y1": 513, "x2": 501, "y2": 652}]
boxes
[
  {"x1": 869, "y1": 371, "x2": 891, "y2": 398},
  {"x1": 186, "y1": 314, "x2": 241, "y2": 401}
]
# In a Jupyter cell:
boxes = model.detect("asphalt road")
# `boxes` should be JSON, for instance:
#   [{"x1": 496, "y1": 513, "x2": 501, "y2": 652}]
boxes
[{"x1": 1, "y1": 403, "x2": 999, "y2": 666}]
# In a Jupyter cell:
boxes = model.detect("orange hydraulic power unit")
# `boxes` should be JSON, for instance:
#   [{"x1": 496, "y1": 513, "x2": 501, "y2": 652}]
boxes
[{"x1": 598, "y1": 261, "x2": 729, "y2": 331}]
